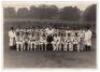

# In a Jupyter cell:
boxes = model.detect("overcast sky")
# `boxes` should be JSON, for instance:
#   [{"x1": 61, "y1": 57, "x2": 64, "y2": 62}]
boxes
[{"x1": 2, "y1": 1, "x2": 96, "y2": 11}]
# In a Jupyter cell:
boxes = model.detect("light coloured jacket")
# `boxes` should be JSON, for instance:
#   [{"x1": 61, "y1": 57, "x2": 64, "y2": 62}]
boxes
[{"x1": 84, "y1": 30, "x2": 92, "y2": 46}]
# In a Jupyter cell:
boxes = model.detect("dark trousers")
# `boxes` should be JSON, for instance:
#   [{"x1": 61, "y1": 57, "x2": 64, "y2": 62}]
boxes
[
  {"x1": 39, "y1": 44, "x2": 46, "y2": 51},
  {"x1": 24, "y1": 42, "x2": 28, "y2": 50},
  {"x1": 61, "y1": 44, "x2": 64, "y2": 51},
  {"x1": 10, "y1": 45, "x2": 16, "y2": 50},
  {"x1": 47, "y1": 43, "x2": 53, "y2": 51},
  {"x1": 85, "y1": 45, "x2": 91, "y2": 51},
  {"x1": 47, "y1": 35, "x2": 53, "y2": 43},
  {"x1": 73, "y1": 44, "x2": 77, "y2": 51}
]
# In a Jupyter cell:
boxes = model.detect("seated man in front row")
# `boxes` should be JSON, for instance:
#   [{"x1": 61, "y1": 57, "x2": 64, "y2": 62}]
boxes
[
  {"x1": 52, "y1": 34, "x2": 60, "y2": 51},
  {"x1": 73, "y1": 32, "x2": 80, "y2": 52},
  {"x1": 64, "y1": 33, "x2": 73, "y2": 51},
  {"x1": 15, "y1": 31, "x2": 24, "y2": 51}
]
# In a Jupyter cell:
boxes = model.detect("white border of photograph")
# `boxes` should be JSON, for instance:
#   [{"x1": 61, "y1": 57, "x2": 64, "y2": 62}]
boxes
[{"x1": 0, "y1": 0, "x2": 99, "y2": 72}]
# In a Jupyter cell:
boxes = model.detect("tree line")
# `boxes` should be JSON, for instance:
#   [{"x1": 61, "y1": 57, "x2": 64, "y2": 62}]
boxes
[{"x1": 3, "y1": 4, "x2": 96, "y2": 22}]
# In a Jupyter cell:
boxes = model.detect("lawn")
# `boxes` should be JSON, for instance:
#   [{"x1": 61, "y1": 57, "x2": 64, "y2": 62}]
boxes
[{"x1": 3, "y1": 22, "x2": 96, "y2": 68}]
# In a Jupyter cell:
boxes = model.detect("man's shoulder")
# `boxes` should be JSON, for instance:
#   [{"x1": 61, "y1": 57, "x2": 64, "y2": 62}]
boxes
[
  {"x1": 88, "y1": 30, "x2": 92, "y2": 33},
  {"x1": 45, "y1": 28, "x2": 49, "y2": 30},
  {"x1": 8, "y1": 30, "x2": 12, "y2": 33}
]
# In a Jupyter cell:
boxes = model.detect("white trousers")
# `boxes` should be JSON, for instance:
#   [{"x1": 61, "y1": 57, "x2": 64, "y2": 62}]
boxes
[
  {"x1": 64, "y1": 42, "x2": 73, "y2": 51},
  {"x1": 16, "y1": 41, "x2": 24, "y2": 51}
]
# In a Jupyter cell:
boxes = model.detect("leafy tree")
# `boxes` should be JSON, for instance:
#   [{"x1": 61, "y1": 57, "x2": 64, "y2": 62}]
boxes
[
  {"x1": 83, "y1": 4, "x2": 96, "y2": 22},
  {"x1": 29, "y1": 5, "x2": 58, "y2": 19},
  {"x1": 3, "y1": 7, "x2": 16, "y2": 19},
  {"x1": 17, "y1": 7, "x2": 29, "y2": 19},
  {"x1": 29, "y1": 5, "x2": 38, "y2": 18},
  {"x1": 59, "y1": 6, "x2": 81, "y2": 21}
]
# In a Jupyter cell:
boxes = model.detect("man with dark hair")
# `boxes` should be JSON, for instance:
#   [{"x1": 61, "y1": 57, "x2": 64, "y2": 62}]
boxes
[
  {"x1": 8, "y1": 27, "x2": 16, "y2": 50},
  {"x1": 45, "y1": 27, "x2": 54, "y2": 51},
  {"x1": 84, "y1": 26, "x2": 92, "y2": 51}
]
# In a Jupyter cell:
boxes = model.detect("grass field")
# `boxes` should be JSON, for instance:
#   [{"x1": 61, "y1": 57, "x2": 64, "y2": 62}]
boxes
[{"x1": 3, "y1": 23, "x2": 96, "y2": 68}]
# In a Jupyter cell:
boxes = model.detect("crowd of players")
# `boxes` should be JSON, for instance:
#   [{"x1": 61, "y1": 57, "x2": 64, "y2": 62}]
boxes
[{"x1": 8, "y1": 26, "x2": 92, "y2": 52}]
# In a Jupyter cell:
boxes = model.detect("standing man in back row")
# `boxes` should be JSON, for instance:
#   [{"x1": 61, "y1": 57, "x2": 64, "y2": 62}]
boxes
[
  {"x1": 84, "y1": 26, "x2": 92, "y2": 51},
  {"x1": 8, "y1": 27, "x2": 16, "y2": 50},
  {"x1": 45, "y1": 26, "x2": 54, "y2": 51},
  {"x1": 45, "y1": 26, "x2": 54, "y2": 43}
]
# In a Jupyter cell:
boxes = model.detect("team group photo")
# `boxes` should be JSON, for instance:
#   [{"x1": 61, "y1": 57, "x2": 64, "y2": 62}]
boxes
[
  {"x1": 3, "y1": 1, "x2": 96, "y2": 68},
  {"x1": 8, "y1": 26, "x2": 92, "y2": 52}
]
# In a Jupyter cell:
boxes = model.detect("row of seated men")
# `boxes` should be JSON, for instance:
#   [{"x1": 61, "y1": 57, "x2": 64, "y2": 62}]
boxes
[{"x1": 8, "y1": 26, "x2": 92, "y2": 52}]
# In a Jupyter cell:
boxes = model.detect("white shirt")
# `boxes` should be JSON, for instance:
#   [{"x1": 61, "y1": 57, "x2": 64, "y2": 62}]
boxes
[
  {"x1": 52, "y1": 36, "x2": 60, "y2": 44},
  {"x1": 65, "y1": 36, "x2": 73, "y2": 43},
  {"x1": 54, "y1": 36, "x2": 60, "y2": 42},
  {"x1": 72, "y1": 36, "x2": 80, "y2": 44},
  {"x1": 45, "y1": 28, "x2": 54, "y2": 36},
  {"x1": 15, "y1": 35, "x2": 23, "y2": 42},
  {"x1": 40, "y1": 36, "x2": 46, "y2": 43},
  {"x1": 60, "y1": 36, "x2": 66, "y2": 43},
  {"x1": 8, "y1": 30, "x2": 16, "y2": 46},
  {"x1": 66, "y1": 30, "x2": 72, "y2": 38},
  {"x1": 16, "y1": 29, "x2": 20, "y2": 33},
  {"x1": 66, "y1": 30, "x2": 71, "y2": 35},
  {"x1": 84, "y1": 30, "x2": 92, "y2": 46},
  {"x1": 79, "y1": 30, "x2": 85, "y2": 39},
  {"x1": 8, "y1": 30, "x2": 16, "y2": 38}
]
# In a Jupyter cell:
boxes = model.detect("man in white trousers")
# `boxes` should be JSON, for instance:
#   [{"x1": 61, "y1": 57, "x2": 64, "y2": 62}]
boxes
[
  {"x1": 52, "y1": 34, "x2": 60, "y2": 51},
  {"x1": 84, "y1": 26, "x2": 92, "y2": 51},
  {"x1": 73, "y1": 32, "x2": 80, "y2": 52},
  {"x1": 64, "y1": 33, "x2": 73, "y2": 52},
  {"x1": 8, "y1": 27, "x2": 16, "y2": 50},
  {"x1": 15, "y1": 31, "x2": 24, "y2": 51}
]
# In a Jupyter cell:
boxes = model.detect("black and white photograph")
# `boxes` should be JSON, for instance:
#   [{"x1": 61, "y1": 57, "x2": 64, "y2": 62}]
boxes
[{"x1": 3, "y1": 1, "x2": 96, "y2": 68}]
